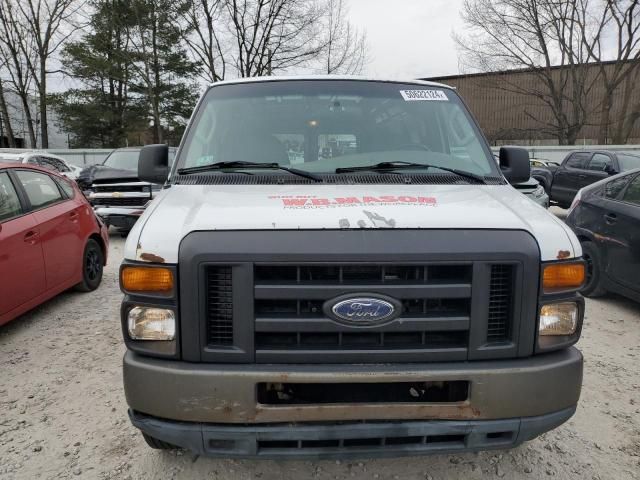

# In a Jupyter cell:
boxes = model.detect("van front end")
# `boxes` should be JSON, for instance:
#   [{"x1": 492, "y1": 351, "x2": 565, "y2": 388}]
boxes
[{"x1": 120, "y1": 228, "x2": 584, "y2": 459}]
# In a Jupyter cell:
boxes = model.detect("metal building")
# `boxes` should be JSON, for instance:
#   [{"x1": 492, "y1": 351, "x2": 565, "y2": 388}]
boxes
[{"x1": 426, "y1": 61, "x2": 640, "y2": 145}]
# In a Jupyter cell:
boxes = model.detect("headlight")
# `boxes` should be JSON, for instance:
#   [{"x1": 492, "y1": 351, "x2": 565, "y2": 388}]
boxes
[
  {"x1": 533, "y1": 185, "x2": 545, "y2": 197},
  {"x1": 127, "y1": 307, "x2": 175, "y2": 340},
  {"x1": 539, "y1": 302, "x2": 578, "y2": 336}
]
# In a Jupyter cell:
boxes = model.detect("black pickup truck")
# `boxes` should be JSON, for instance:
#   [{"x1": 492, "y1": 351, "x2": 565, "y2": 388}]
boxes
[{"x1": 549, "y1": 150, "x2": 640, "y2": 208}]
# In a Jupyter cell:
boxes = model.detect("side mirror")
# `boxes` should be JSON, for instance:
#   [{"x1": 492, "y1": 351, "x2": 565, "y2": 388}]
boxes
[
  {"x1": 138, "y1": 144, "x2": 169, "y2": 184},
  {"x1": 500, "y1": 146, "x2": 531, "y2": 184},
  {"x1": 605, "y1": 164, "x2": 618, "y2": 175}
]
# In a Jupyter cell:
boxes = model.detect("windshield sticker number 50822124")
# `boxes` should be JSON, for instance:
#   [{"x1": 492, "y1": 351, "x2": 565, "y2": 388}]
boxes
[{"x1": 400, "y1": 90, "x2": 448, "y2": 101}]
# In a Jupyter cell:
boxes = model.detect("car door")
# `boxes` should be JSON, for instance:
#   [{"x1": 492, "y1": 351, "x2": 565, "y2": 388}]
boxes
[
  {"x1": 0, "y1": 171, "x2": 46, "y2": 323},
  {"x1": 584, "y1": 153, "x2": 614, "y2": 189},
  {"x1": 14, "y1": 169, "x2": 85, "y2": 290},
  {"x1": 601, "y1": 173, "x2": 640, "y2": 293},
  {"x1": 551, "y1": 152, "x2": 590, "y2": 206}
]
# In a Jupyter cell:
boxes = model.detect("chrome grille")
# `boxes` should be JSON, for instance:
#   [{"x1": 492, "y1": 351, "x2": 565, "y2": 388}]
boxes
[{"x1": 91, "y1": 197, "x2": 149, "y2": 207}]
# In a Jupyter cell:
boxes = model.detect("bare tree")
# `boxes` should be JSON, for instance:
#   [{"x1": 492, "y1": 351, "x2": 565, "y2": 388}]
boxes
[
  {"x1": 13, "y1": 0, "x2": 81, "y2": 148},
  {"x1": 178, "y1": 0, "x2": 227, "y2": 83},
  {"x1": 580, "y1": 0, "x2": 640, "y2": 143},
  {"x1": 0, "y1": 72, "x2": 16, "y2": 147},
  {"x1": 225, "y1": 0, "x2": 326, "y2": 77},
  {"x1": 456, "y1": 0, "x2": 602, "y2": 145},
  {"x1": 320, "y1": 0, "x2": 367, "y2": 74},
  {"x1": 0, "y1": 0, "x2": 38, "y2": 147}
]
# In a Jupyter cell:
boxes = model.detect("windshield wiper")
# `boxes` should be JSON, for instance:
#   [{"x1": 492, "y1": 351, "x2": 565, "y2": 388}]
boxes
[
  {"x1": 177, "y1": 161, "x2": 322, "y2": 182},
  {"x1": 335, "y1": 161, "x2": 486, "y2": 184}
]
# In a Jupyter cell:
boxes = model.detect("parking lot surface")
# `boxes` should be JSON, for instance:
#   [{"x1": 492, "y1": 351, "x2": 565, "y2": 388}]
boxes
[{"x1": 1, "y1": 226, "x2": 639, "y2": 480}]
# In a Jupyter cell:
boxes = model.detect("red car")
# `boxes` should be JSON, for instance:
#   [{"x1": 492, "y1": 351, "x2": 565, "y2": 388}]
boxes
[{"x1": 0, "y1": 162, "x2": 109, "y2": 326}]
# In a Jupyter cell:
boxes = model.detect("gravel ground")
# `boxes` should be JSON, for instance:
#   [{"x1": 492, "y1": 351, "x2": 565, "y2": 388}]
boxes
[{"x1": 1, "y1": 227, "x2": 639, "y2": 480}]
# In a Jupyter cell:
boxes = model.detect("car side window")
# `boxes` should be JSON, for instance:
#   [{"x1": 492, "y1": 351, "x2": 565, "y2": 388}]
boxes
[
  {"x1": 0, "y1": 172, "x2": 23, "y2": 222},
  {"x1": 54, "y1": 176, "x2": 76, "y2": 198},
  {"x1": 603, "y1": 176, "x2": 631, "y2": 199},
  {"x1": 46, "y1": 157, "x2": 70, "y2": 172},
  {"x1": 622, "y1": 175, "x2": 640, "y2": 206},
  {"x1": 15, "y1": 170, "x2": 64, "y2": 209},
  {"x1": 587, "y1": 153, "x2": 613, "y2": 172},
  {"x1": 565, "y1": 153, "x2": 589, "y2": 169}
]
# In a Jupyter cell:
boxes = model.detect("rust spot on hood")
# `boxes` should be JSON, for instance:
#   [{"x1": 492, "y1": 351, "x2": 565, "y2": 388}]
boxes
[
  {"x1": 139, "y1": 252, "x2": 165, "y2": 263},
  {"x1": 556, "y1": 250, "x2": 571, "y2": 259}
]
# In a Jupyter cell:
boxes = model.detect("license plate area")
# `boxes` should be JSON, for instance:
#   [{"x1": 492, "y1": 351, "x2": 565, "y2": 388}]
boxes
[{"x1": 257, "y1": 381, "x2": 469, "y2": 405}]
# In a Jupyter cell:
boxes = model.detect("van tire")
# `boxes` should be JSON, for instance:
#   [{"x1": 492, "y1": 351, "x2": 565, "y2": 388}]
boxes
[
  {"x1": 581, "y1": 241, "x2": 606, "y2": 297},
  {"x1": 142, "y1": 433, "x2": 178, "y2": 450},
  {"x1": 75, "y1": 238, "x2": 104, "y2": 292}
]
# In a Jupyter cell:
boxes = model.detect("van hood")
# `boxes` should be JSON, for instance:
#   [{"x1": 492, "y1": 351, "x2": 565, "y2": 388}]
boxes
[{"x1": 125, "y1": 184, "x2": 580, "y2": 263}]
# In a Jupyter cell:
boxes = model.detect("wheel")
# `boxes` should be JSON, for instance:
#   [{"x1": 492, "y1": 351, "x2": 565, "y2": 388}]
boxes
[
  {"x1": 580, "y1": 241, "x2": 606, "y2": 297},
  {"x1": 142, "y1": 433, "x2": 178, "y2": 450},
  {"x1": 538, "y1": 179, "x2": 549, "y2": 193},
  {"x1": 75, "y1": 238, "x2": 104, "y2": 292}
]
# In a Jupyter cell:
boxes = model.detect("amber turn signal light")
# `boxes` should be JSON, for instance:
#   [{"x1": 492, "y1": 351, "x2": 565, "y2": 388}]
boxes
[
  {"x1": 121, "y1": 266, "x2": 174, "y2": 294},
  {"x1": 543, "y1": 262, "x2": 585, "y2": 293}
]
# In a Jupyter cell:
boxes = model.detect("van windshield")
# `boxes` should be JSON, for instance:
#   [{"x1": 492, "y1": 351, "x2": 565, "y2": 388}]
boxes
[{"x1": 177, "y1": 80, "x2": 497, "y2": 178}]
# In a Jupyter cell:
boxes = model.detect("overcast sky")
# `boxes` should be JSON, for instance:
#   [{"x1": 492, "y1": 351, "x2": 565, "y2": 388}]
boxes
[
  {"x1": 348, "y1": 0, "x2": 465, "y2": 80},
  {"x1": 47, "y1": 0, "x2": 467, "y2": 92}
]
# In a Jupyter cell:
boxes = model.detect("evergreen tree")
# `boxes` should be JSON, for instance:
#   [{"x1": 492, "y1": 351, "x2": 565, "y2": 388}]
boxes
[
  {"x1": 129, "y1": 0, "x2": 198, "y2": 144},
  {"x1": 52, "y1": 0, "x2": 146, "y2": 147},
  {"x1": 53, "y1": 0, "x2": 198, "y2": 147}
]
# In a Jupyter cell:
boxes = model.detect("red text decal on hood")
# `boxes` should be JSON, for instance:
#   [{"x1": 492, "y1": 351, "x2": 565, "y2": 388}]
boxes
[{"x1": 269, "y1": 195, "x2": 437, "y2": 209}]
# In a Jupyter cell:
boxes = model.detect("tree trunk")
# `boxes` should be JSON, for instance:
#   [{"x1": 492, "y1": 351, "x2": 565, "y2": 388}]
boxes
[
  {"x1": 597, "y1": 90, "x2": 613, "y2": 145},
  {"x1": 17, "y1": 92, "x2": 37, "y2": 148},
  {"x1": 611, "y1": 73, "x2": 637, "y2": 144},
  {"x1": 0, "y1": 80, "x2": 16, "y2": 147},
  {"x1": 616, "y1": 108, "x2": 640, "y2": 144},
  {"x1": 39, "y1": 58, "x2": 48, "y2": 148},
  {"x1": 151, "y1": 11, "x2": 162, "y2": 144}
]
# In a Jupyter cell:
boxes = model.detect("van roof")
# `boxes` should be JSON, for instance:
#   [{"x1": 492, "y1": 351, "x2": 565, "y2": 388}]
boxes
[{"x1": 208, "y1": 75, "x2": 453, "y2": 90}]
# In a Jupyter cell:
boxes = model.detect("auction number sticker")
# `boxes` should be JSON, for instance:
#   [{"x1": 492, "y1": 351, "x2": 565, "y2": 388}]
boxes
[{"x1": 400, "y1": 89, "x2": 448, "y2": 101}]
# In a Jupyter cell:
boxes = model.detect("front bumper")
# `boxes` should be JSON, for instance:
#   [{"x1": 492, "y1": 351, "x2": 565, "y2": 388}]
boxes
[
  {"x1": 130, "y1": 406, "x2": 576, "y2": 459},
  {"x1": 124, "y1": 347, "x2": 582, "y2": 424},
  {"x1": 530, "y1": 192, "x2": 550, "y2": 208},
  {"x1": 94, "y1": 207, "x2": 144, "y2": 230}
]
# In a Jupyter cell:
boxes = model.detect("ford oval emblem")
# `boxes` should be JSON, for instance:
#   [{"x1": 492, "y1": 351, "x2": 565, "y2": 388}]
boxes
[{"x1": 324, "y1": 294, "x2": 400, "y2": 326}]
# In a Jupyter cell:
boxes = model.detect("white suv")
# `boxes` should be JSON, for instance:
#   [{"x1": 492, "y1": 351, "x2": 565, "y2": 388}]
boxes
[{"x1": 0, "y1": 150, "x2": 82, "y2": 180}]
